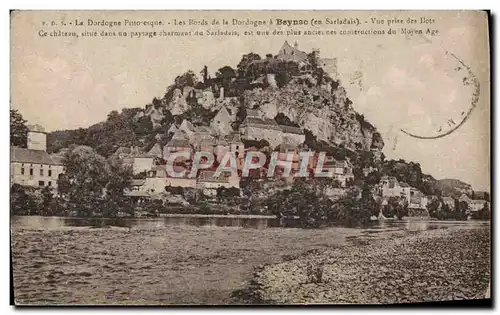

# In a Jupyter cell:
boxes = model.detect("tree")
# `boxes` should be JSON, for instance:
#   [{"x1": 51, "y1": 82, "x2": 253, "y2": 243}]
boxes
[
  {"x1": 174, "y1": 71, "x2": 198, "y2": 90},
  {"x1": 383, "y1": 196, "x2": 408, "y2": 219},
  {"x1": 268, "y1": 181, "x2": 328, "y2": 228},
  {"x1": 57, "y1": 146, "x2": 132, "y2": 217},
  {"x1": 10, "y1": 109, "x2": 29, "y2": 147},
  {"x1": 237, "y1": 52, "x2": 261, "y2": 77},
  {"x1": 10, "y1": 184, "x2": 38, "y2": 216},
  {"x1": 216, "y1": 66, "x2": 236, "y2": 81},
  {"x1": 200, "y1": 65, "x2": 209, "y2": 83},
  {"x1": 427, "y1": 197, "x2": 441, "y2": 219}
]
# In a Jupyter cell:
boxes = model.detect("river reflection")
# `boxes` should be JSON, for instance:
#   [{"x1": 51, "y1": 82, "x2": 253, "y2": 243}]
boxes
[
  {"x1": 11, "y1": 215, "x2": 490, "y2": 231},
  {"x1": 11, "y1": 215, "x2": 281, "y2": 230}
]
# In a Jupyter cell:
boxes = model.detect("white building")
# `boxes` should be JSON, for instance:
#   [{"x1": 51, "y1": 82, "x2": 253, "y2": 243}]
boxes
[{"x1": 10, "y1": 124, "x2": 64, "y2": 189}]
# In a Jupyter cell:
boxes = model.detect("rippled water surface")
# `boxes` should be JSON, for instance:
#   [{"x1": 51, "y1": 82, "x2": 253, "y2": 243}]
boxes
[{"x1": 11, "y1": 216, "x2": 489, "y2": 305}]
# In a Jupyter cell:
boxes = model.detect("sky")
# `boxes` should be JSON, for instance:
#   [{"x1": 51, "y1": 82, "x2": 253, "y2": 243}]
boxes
[{"x1": 11, "y1": 11, "x2": 490, "y2": 191}]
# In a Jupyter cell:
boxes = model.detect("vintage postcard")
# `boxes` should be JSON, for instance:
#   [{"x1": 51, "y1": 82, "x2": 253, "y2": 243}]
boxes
[{"x1": 10, "y1": 10, "x2": 490, "y2": 305}]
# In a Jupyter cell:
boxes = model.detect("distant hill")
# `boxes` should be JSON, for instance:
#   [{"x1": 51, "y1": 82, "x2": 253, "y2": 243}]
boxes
[{"x1": 436, "y1": 178, "x2": 473, "y2": 198}]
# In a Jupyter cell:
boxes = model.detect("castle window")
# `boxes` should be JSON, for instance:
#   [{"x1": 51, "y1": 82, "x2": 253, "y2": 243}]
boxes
[
  {"x1": 48, "y1": 181, "x2": 52, "y2": 187},
  {"x1": 30, "y1": 168, "x2": 33, "y2": 176},
  {"x1": 38, "y1": 181, "x2": 44, "y2": 187},
  {"x1": 21, "y1": 167, "x2": 25, "y2": 175},
  {"x1": 48, "y1": 170, "x2": 52, "y2": 177},
  {"x1": 40, "y1": 169, "x2": 44, "y2": 176}
]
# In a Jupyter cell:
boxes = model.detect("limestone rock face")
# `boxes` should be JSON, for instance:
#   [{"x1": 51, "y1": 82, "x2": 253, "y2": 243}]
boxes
[{"x1": 242, "y1": 76, "x2": 384, "y2": 152}]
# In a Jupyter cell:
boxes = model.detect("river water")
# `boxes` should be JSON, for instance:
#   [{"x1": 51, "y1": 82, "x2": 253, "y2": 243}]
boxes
[{"x1": 11, "y1": 215, "x2": 490, "y2": 231}]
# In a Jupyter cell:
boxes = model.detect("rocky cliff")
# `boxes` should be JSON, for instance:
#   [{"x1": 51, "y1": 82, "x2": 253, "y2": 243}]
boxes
[
  {"x1": 161, "y1": 71, "x2": 383, "y2": 152},
  {"x1": 241, "y1": 74, "x2": 383, "y2": 151}
]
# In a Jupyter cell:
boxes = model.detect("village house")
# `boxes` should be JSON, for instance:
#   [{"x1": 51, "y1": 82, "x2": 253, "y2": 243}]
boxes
[
  {"x1": 272, "y1": 140, "x2": 302, "y2": 183},
  {"x1": 192, "y1": 126, "x2": 217, "y2": 152},
  {"x1": 469, "y1": 199, "x2": 489, "y2": 212},
  {"x1": 213, "y1": 132, "x2": 245, "y2": 170},
  {"x1": 198, "y1": 89, "x2": 216, "y2": 109},
  {"x1": 124, "y1": 179, "x2": 150, "y2": 198},
  {"x1": 380, "y1": 176, "x2": 401, "y2": 198},
  {"x1": 279, "y1": 125, "x2": 305, "y2": 146},
  {"x1": 132, "y1": 154, "x2": 157, "y2": 175},
  {"x1": 144, "y1": 105, "x2": 165, "y2": 128},
  {"x1": 322, "y1": 157, "x2": 354, "y2": 187},
  {"x1": 147, "y1": 142, "x2": 163, "y2": 159},
  {"x1": 196, "y1": 170, "x2": 240, "y2": 197},
  {"x1": 442, "y1": 196, "x2": 456, "y2": 211},
  {"x1": 408, "y1": 188, "x2": 428, "y2": 209},
  {"x1": 165, "y1": 165, "x2": 198, "y2": 189},
  {"x1": 380, "y1": 178, "x2": 428, "y2": 209},
  {"x1": 10, "y1": 125, "x2": 64, "y2": 189},
  {"x1": 239, "y1": 111, "x2": 283, "y2": 148},
  {"x1": 210, "y1": 106, "x2": 233, "y2": 136},
  {"x1": 459, "y1": 194, "x2": 489, "y2": 213},
  {"x1": 167, "y1": 124, "x2": 178, "y2": 135},
  {"x1": 178, "y1": 119, "x2": 196, "y2": 138},
  {"x1": 363, "y1": 166, "x2": 377, "y2": 177},
  {"x1": 163, "y1": 130, "x2": 193, "y2": 161}
]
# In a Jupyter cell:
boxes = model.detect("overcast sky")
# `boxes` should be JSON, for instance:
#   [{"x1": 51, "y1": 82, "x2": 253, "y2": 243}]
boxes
[{"x1": 11, "y1": 11, "x2": 490, "y2": 190}]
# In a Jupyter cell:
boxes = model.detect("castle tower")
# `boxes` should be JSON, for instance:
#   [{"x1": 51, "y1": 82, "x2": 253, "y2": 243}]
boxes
[{"x1": 27, "y1": 124, "x2": 47, "y2": 151}]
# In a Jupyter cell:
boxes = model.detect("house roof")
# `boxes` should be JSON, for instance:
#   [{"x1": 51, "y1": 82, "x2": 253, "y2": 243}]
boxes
[
  {"x1": 241, "y1": 116, "x2": 282, "y2": 131},
  {"x1": 195, "y1": 126, "x2": 215, "y2": 135},
  {"x1": 49, "y1": 154, "x2": 65, "y2": 165},
  {"x1": 470, "y1": 199, "x2": 487, "y2": 205},
  {"x1": 276, "y1": 137, "x2": 298, "y2": 152},
  {"x1": 166, "y1": 137, "x2": 191, "y2": 148},
  {"x1": 251, "y1": 76, "x2": 266, "y2": 85},
  {"x1": 11, "y1": 147, "x2": 60, "y2": 165},
  {"x1": 114, "y1": 146, "x2": 131, "y2": 156},
  {"x1": 167, "y1": 124, "x2": 178, "y2": 134},
  {"x1": 225, "y1": 132, "x2": 243, "y2": 144},
  {"x1": 279, "y1": 125, "x2": 304, "y2": 135},
  {"x1": 134, "y1": 154, "x2": 155, "y2": 159},
  {"x1": 130, "y1": 179, "x2": 146, "y2": 186},
  {"x1": 27, "y1": 124, "x2": 46, "y2": 133},
  {"x1": 147, "y1": 143, "x2": 163, "y2": 156},
  {"x1": 246, "y1": 109, "x2": 261, "y2": 118},
  {"x1": 214, "y1": 106, "x2": 231, "y2": 120},
  {"x1": 216, "y1": 138, "x2": 229, "y2": 146},
  {"x1": 473, "y1": 191, "x2": 489, "y2": 200},
  {"x1": 197, "y1": 170, "x2": 230, "y2": 183},
  {"x1": 180, "y1": 119, "x2": 195, "y2": 132},
  {"x1": 124, "y1": 190, "x2": 156, "y2": 197}
]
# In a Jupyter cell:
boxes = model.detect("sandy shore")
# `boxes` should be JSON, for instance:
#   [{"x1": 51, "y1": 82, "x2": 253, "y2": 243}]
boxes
[
  {"x1": 235, "y1": 227, "x2": 491, "y2": 304},
  {"x1": 11, "y1": 223, "x2": 489, "y2": 305}
]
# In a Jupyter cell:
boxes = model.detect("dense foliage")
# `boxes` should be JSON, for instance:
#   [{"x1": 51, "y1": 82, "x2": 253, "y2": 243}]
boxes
[
  {"x1": 267, "y1": 181, "x2": 378, "y2": 228},
  {"x1": 57, "y1": 146, "x2": 133, "y2": 217},
  {"x1": 10, "y1": 109, "x2": 29, "y2": 147}
]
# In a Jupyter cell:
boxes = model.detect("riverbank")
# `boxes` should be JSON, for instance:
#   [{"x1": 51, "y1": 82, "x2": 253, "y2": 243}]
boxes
[
  {"x1": 235, "y1": 227, "x2": 491, "y2": 304},
  {"x1": 11, "y1": 221, "x2": 489, "y2": 305}
]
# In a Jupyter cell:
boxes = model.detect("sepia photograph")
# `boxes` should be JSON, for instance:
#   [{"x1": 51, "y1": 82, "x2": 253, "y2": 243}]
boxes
[{"x1": 9, "y1": 10, "x2": 491, "y2": 306}]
